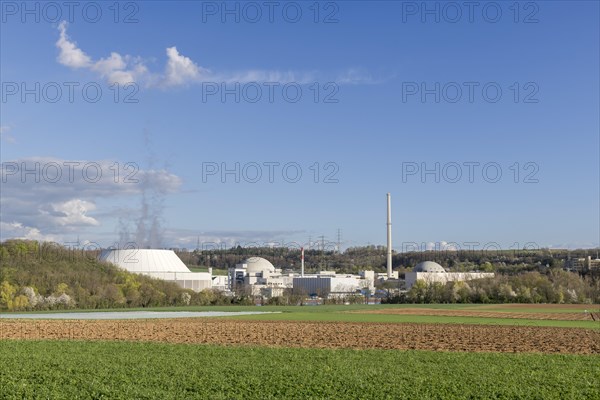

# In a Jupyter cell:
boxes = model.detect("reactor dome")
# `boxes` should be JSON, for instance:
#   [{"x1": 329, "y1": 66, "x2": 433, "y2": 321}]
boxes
[
  {"x1": 414, "y1": 261, "x2": 446, "y2": 273},
  {"x1": 99, "y1": 249, "x2": 191, "y2": 273},
  {"x1": 244, "y1": 257, "x2": 276, "y2": 274}
]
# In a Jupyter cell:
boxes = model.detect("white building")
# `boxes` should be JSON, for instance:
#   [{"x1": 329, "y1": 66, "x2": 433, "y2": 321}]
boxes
[
  {"x1": 99, "y1": 249, "x2": 214, "y2": 292},
  {"x1": 229, "y1": 257, "x2": 294, "y2": 296},
  {"x1": 404, "y1": 261, "x2": 494, "y2": 289},
  {"x1": 211, "y1": 275, "x2": 229, "y2": 292},
  {"x1": 375, "y1": 271, "x2": 399, "y2": 280},
  {"x1": 229, "y1": 256, "x2": 377, "y2": 299},
  {"x1": 293, "y1": 270, "x2": 376, "y2": 299},
  {"x1": 293, "y1": 275, "x2": 368, "y2": 298}
]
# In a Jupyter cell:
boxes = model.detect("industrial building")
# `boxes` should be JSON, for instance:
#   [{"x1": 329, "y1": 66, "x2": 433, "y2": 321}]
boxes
[
  {"x1": 228, "y1": 257, "x2": 378, "y2": 299},
  {"x1": 564, "y1": 255, "x2": 600, "y2": 272},
  {"x1": 229, "y1": 257, "x2": 294, "y2": 297},
  {"x1": 98, "y1": 249, "x2": 225, "y2": 292},
  {"x1": 292, "y1": 274, "x2": 373, "y2": 298},
  {"x1": 99, "y1": 193, "x2": 495, "y2": 298},
  {"x1": 404, "y1": 261, "x2": 494, "y2": 289}
]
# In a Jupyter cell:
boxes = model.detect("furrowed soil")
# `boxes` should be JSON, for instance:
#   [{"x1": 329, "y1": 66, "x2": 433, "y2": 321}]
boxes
[
  {"x1": 350, "y1": 309, "x2": 597, "y2": 321},
  {"x1": 1, "y1": 319, "x2": 598, "y2": 354}
]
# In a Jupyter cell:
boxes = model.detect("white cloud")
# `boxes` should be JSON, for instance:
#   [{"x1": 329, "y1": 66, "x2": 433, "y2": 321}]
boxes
[
  {"x1": 46, "y1": 199, "x2": 100, "y2": 227},
  {"x1": 216, "y1": 70, "x2": 314, "y2": 85},
  {"x1": 440, "y1": 241, "x2": 459, "y2": 251},
  {"x1": 1, "y1": 157, "x2": 182, "y2": 243},
  {"x1": 95, "y1": 52, "x2": 127, "y2": 71},
  {"x1": 0, "y1": 221, "x2": 57, "y2": 242},
  {"x1": 1, "y1": 157, "x2": 182, "y2": 199},
  {"x1": 55, "y1": 22, "x2": 376, "y2": 88},
  {"x1": 56, "y1": 21, "x2": 92, "y2": 68},
  {"x1": 0, "y1": 125, "x2": 16, "y2": 143},
  {"x1": 56, "y1": 22, "x2": 146, "y2": 85},
  {"x1": 92, "y1": 52, "x2": 149, "y2": 85},
  {"x1": 422, "y1": 241, "x2": 460, "y2": 251},
  {"x1": 164, "y1": 46, "x2": 207, "y2": 86},
  {"x1": 336, "y1": 68, "x2": 377, "y2": 84},
  {"x1": 167, "y1": 229, "x2": 307, "y2": 250}
]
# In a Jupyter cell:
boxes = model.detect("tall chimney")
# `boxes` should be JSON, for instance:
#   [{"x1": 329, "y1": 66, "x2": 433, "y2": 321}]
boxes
[
  {"x1": 387, "y1": 193, "x2": 392, "y2": 278},
  {"x1": 301, "y1": 247, "x2": 305, "y2": 277}
]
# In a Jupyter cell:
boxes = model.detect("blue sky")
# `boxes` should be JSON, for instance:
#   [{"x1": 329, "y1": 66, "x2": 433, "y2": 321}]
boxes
[{"x1": 1, "y1": 1, "x2": 598, "y2": 251}]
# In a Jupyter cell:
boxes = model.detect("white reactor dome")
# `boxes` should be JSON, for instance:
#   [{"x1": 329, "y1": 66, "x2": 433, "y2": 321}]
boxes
[
  {"x1": 99, "y1": 249, "x2": 191, "y2": 273},
  {"x1": 244, "y1": 257, "x2": 276, "y2": 274},
  {"x1": 414, "y1": 261, "x2": 446, "y2": 273}
]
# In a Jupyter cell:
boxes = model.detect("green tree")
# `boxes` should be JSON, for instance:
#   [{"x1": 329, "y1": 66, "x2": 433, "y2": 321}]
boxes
[
  {"x1": 0, "y1": 281, "x2": 17, "y2": 310},
  {"x1": 12, "y1": 295, "x2": 30, "y2": 311},
  {"x1": 407, "y1": 280, "x2": 427, "y2": 303},
  {"x1": 498, "y1": 283, "x2": 516, "y2": 302},
  {"x1": 138, "y1": 283, "x2": 165, "y2": 307},
  {"x1": 55, "y1": 282, "x2": 69, "y2": 295}
]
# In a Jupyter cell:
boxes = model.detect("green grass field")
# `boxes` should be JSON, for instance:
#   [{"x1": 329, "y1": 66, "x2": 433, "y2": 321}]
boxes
[
  {"x1": 187, "y1": 267, "x2": 228, "y2": 275},
  {"x1": 1, "y1": 340, "x2": 598, "y2": 399},
  {"x1": 2, "y1": 305, "x2": 598, "y2": 398},
  {"x1": 10, "y1": 304, "x2": 599, "y2": 329}
]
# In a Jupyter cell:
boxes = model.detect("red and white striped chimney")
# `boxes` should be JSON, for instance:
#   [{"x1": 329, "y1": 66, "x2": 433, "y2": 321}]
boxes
[{"x1": 301, "y1": 247, "x2": 305, "y2": 277}]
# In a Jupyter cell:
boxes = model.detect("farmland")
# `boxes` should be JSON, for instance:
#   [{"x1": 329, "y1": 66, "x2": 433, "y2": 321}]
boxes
[
  {"x1": 8, "y1": 303, "x2": 598, "y2": 329},
  {"x1": 2, "y1": 319, "x2": 599, "y2": 354},
  {"x1": 1, "y1": 304, "x2": 598, "y2": 398},
  {"x1": 1, "y1": 340, "x2": 599, "y2": 400}
]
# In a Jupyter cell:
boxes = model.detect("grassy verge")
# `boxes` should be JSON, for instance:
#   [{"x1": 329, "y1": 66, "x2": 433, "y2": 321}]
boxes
[{"x1": 1, "y1": 340, "x2": 598, "y2": 399}]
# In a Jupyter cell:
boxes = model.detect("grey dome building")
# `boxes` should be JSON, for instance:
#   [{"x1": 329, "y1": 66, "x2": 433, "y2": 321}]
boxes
[
  {"x1": 245, "y1": 257, "x2": 276, "y2": 274},
  {"x1": 405, "y1": 260, "x2": 494, "y2": 289},
  {"x1": 414, "y1": 261, "x2": 446, "y2": 273}
]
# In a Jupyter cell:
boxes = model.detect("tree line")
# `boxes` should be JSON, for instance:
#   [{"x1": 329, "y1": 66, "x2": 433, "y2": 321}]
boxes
[
  {"x1": 383, "y1": 269, "x2": 600, "y2": 304},
  {"x1": 180, "y1": 245, "x2": 599, "y2": 277},
  {"x1": 1, "y1": 240, "x2": 598, "y2": 311}
]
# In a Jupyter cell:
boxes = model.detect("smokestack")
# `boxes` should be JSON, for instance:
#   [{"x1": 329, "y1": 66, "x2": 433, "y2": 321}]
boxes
[
  {"x1": 387, "y1": 193, "x2": 392, "y2": 278},
  {"x1": 301, "y1": 247, "x2": 305, "y2": 277}
]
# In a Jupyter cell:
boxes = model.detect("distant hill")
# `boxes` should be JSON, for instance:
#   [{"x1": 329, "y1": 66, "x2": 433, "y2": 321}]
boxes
[
  {"x1": 2, "y1": 240, "x2": 598, "y2": 310},
  {"x1": 177, "y1": 245, "x2": 600, "y2": 277},
  {"x1": 0, "y1": 240, "x2": 235, "y2": 311}
]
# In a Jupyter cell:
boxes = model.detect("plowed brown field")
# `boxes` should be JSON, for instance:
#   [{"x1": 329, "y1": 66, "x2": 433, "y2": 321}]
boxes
[
  {"x1": 1, "y1": 319, "x2": 598, "y2": 354},
  {"x1": 349, "y1": 309, "x2": 595, "y2": 321}
]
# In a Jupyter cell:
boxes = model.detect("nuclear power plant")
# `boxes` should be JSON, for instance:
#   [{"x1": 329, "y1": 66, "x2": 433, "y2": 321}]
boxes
[
  {"x1": 405, "y1": 261, "x2": 494, "y2": 289},
  {"x1": 98, "y1": 249, "x2": 228, "y2": 291},
  {"x1": 98, "y1": 193, "x2": 493, "y2": 298}
]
